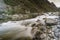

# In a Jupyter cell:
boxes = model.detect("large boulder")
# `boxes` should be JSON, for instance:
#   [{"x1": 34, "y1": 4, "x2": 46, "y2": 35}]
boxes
[{"x1": 46, "y1": 18, "x2": 58, "y2": 26}]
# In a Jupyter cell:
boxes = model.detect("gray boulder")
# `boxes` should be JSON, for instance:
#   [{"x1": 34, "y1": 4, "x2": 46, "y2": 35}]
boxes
[{"x1": 45, "y1": 18, "x2": 57, "y2": 26}]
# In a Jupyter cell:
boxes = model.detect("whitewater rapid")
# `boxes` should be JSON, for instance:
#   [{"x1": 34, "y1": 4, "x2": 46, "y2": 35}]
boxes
[{"x1": 0, "y1": 13, "x2": 59, "y2": 40}]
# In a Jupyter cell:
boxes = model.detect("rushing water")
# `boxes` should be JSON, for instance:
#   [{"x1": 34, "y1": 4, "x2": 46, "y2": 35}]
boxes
[
  {"x1": 53, "y1": 16, "x2": 60, "y2": 40},
  {"x1": 0, "y1": 0, "x2": 59, "y2": 40},
  {"x1": 0, "y1": 13, "x2": 59, "y2": 40}
]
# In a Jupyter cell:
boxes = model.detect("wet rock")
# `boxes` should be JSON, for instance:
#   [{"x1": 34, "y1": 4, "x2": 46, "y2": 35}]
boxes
[{"x1": 46, "y1": 18, "x2": 58, "y2": 26}]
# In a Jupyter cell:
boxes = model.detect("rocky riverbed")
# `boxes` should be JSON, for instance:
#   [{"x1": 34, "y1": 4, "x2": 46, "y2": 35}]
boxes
[{"x1": 0, "y1": 12, "x2": 59, "y2": 40}]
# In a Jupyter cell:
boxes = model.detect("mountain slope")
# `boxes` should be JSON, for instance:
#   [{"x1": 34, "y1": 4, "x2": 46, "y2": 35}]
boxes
[{"x1": 4, "y1": 0, "x2": 58, "y2": 13}]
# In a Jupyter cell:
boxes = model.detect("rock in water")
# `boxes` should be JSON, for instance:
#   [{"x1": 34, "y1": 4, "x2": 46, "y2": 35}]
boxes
[{"x1": 46, "y1": 18, "x2": 58, "y2": 26}]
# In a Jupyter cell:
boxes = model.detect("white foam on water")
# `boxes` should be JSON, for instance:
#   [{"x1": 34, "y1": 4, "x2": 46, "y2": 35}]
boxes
[{"x1": 0, "y1": 13, "x2": 59, "y2": 40}]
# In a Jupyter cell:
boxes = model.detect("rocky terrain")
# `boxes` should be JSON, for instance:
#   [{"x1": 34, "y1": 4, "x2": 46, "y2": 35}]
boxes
[
  {"x1": 4, "y1": 0, "x2": 58, "y2": 12},
  {"x1": 0, "y1": 13, "x2": 59, "y2": 40},
  {"x1": 0, "y1": 0, "x2": 60, "y2": 40},
  {"x1": 0, "y1": 0, "x2": 59, "y2": 21}
]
